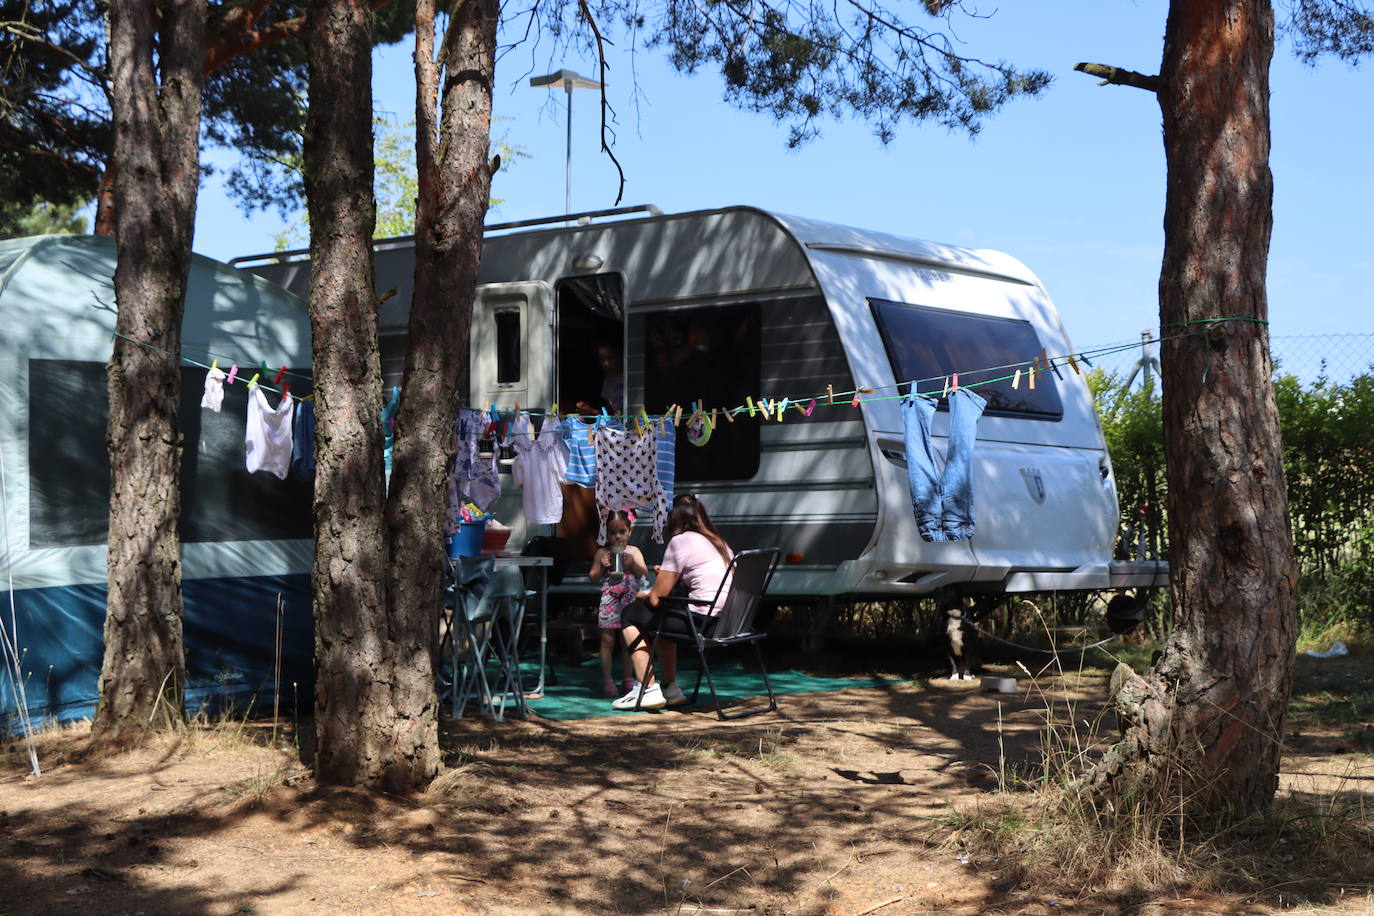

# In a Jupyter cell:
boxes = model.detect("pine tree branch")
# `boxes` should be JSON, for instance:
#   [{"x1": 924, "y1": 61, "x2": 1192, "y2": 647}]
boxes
[
  {"x1": 0, "y1": 22, "x2": 106, "y2": 80},
  {"x1": 202, "y1": 0, "x2": 394, "y2": 74},
  {"x1": 1073, "y1": 62, "x2": 1162, "y2": 93},
  {"x1": 577, "y1": 0, "x2": 627, "y2": 205}
]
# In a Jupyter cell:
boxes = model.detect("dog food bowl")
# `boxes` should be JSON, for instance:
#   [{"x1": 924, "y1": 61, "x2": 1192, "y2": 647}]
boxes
[{"x1": 981, "y1": 676, "x2": 1018, "y2": 694}]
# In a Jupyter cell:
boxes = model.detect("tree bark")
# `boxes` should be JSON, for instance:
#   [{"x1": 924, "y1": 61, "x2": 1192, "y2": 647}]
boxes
[
  {"x1": 1089, "y1": 0, "x2": 1298, "y2": 819},
  {"x1": 94, "y1": 0, "x2": 207, "y2": 741},
  {"x1": 366, "y1": 0, "x2": 499, "y2": 789},
  {"x1": 304, "y1": 0, "x2": 395, "y2": 787}
]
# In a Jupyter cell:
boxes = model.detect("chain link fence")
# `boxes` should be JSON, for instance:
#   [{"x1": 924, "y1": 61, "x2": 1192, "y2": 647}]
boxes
[{"x1": 1087, "y1": 332, "x2": 1374, "y2": 385}]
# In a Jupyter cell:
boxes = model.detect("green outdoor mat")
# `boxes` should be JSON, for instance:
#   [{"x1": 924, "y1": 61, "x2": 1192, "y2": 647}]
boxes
[{"x1": 521, "y1": 658, "x2": 886, "y2": 721}]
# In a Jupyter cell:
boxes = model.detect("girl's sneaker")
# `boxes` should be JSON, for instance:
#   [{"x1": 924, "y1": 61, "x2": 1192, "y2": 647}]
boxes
[{"x1": 601, "y1": 679, "x2": 619, "y2": 698}]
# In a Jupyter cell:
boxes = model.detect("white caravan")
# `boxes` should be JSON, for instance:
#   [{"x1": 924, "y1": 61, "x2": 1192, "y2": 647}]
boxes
[{"x1": 236, "y1": 205, "x2": 1166, "y2": 599}]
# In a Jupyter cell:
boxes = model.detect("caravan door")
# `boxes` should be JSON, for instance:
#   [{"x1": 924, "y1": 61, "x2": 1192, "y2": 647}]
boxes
[{"x1": 469, "y1": 281, "x2": 554, "y2": 410}]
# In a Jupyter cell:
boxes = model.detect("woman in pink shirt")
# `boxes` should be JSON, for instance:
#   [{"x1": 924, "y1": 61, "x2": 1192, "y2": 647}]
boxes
[{"x1": 612, "y1": 495, "x2": 734, "y2": 710}]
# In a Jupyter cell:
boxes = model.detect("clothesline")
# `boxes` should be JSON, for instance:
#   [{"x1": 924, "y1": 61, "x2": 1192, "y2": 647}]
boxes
[{"x1": 111, "y1": 317, "x2": 1258, "y2": 429}]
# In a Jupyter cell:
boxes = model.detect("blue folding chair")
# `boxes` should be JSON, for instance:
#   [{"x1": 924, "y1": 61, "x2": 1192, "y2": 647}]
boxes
[{"x1": 450, "y1": 560, "x2": 532, "y2": 721}]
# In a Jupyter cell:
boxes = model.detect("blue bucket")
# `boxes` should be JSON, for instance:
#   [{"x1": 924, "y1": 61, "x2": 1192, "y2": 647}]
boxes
[{"x1": 446, "y1": 521, "x2": 487, "y2": 559}]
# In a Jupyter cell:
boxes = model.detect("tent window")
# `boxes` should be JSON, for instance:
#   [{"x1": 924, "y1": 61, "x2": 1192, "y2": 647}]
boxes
[
  {"x1": 870, "y1": 298, "x2": 1064, "y2": 420},
  {"x1": 494, "y1": 309, "x2": 521, "y2": 384},
  {"x1": 27, "y1": 359, "x2": 313, "y2": 548}
]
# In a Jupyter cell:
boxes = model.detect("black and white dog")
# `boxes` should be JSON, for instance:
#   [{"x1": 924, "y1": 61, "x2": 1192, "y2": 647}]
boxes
[
  {"x1": 935, "y1": 594, "x2": 998, "y2": 682},
  {"x1": 940, "y1": 603, "x2": 979, "y2": 682}
]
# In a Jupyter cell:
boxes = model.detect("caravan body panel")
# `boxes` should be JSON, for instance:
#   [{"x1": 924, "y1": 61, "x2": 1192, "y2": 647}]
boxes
[{"x1": 239, "y1": 206, "x2": 1127, "y2": 598}]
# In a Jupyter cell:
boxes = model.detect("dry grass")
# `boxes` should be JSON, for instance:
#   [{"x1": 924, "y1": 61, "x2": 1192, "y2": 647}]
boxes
[
  {"x1": 948, "y1": 663, "x2": 1374, "y2": 908},
  {"x1": 421, "y1": 762, "x2": 522, "y2": 812}
]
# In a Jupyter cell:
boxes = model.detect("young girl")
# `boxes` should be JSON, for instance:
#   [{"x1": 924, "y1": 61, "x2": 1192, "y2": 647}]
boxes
[{"x1": 588, "y1": 510, "x2": 649, "y2": 697}]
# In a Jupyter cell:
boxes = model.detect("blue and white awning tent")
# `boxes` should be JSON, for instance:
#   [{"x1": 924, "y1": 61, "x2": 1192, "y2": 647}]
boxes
[{"x1": 0, "y1": 235, "x2": 314, "y2": 731}]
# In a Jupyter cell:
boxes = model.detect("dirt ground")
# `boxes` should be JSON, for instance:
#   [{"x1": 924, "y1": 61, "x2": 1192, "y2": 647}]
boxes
[{"x1": 3, "y1": 664, "x2": 1373, "y2": 916}]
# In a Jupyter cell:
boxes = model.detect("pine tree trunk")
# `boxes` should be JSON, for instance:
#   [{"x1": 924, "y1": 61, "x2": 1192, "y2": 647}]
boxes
[
  {"x1": 94, "y1": 0, "x2": 207, "y2": 741},
  {"x1": 304, "y1": 0, "x2": 397, "y2": 788},
  {"x1": 1089, "y1": 0, "x2": 1298, "y2": 819},
  {"x1": 371, "y1": 0, "x2": 500, "y2": 788}
]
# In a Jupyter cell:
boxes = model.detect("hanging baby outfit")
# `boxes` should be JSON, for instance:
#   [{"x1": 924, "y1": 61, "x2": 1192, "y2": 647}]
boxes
[
  {"x1": 201, "y1": 365, "x2": 226, "y2": 412},
  {"x1": 594, "y1": 424, "x2": 669, "y2": 543},
  {"x1": 449, "y1": 406, "x2": 501, "y2": 512},
  {"x1": 900, "y1": 386, "x2": 986, "y2": 541},
  {"x1": 245, "y1": 386, "x2": 295, "y2": 480},
  {"x1": 510, "y1": 414, "x2": 569, "y2": 524}
]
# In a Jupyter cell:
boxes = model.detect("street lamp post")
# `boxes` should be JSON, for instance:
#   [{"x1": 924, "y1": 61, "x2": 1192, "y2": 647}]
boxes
[{"x1": 529, "y1": 69, "x2": 604, "y2": 217}]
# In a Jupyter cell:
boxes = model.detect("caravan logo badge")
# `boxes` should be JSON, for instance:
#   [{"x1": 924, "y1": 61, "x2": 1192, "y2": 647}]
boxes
[{"x1": 1020, "y1": 467, "x2": 1047, "y2": 504}]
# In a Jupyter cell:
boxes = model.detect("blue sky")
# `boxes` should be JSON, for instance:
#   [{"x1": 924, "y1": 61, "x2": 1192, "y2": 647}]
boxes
[{"x1": 194, "y1": 0, "x2": 1373, "y2": 367}]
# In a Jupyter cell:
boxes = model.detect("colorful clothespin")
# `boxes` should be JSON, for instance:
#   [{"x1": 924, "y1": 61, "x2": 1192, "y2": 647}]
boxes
[
  {"x1": 227, "y1": 364, "x2": 239, "y2": 385},
  {"x1": 1079, "y1": 353, "x2": 1093, "y2": 368},
  {"x1": 722, "y1": 406, "x2": 735, "y2": 422},
  {"x1": 804, "y1": 399, "x2": 816, "y2": 417},
  {"x1": 1012, "y1": 369, "x2": 1022, "y2": 390},
  {"x1": 210, "y1": 358, "x2": 218, "y2": 371},
  {"x1": 951, "y1": 373, "x2": 959, "y2": 393},
  {"x1": 281, "y1": 382, "x2": 291, "y2": 401},
  {"x1": 759, "y1": 398, "x2": 773, "y2": 420},
  {"x1": 674, "y1": 404, "x2": 683, "y2": 425},
  {"x1": 850, "y1": 391, "x2": 861, "y2": 408},
  {"x1": 778, "y1": 397, "x2": 789, "y2": 421},
  {"x1": 827, "y1": 384, "x2": 834, "y2": 405},
  {"x1": 746, "y1": 396, "x2": 757, "y2": 417},
  {"x1": 273, "y1": 366, "x2": 287, "y2": 385},
  {"x1": 258, "y1": 360, "x2": 268, "y2": 379},
  {"x1": 1067, "y1": 354, "x2": 1080, "y2": 374},
  {"x1": 1029, "y1": 365, "x2": 1037, "y2": 389},
  {"x1": 549, "y1": 402, "x2": 558, "y2": 418},
  {"x1": 248, "y1": 372, "x2": 260, "y2": 388}
]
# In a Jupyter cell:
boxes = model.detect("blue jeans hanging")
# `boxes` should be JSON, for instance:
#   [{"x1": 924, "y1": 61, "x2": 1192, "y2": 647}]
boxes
[{"x1": 900, "y1": 388, "x2": 987, "y2": 542}]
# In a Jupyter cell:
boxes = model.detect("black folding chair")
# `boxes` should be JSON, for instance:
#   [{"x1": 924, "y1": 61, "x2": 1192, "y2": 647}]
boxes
[{"x1": 634, "y1": 547, "x2": 781, "y2": 720}]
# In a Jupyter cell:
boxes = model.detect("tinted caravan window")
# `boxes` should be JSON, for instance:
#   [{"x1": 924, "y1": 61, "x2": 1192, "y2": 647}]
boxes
[
  {"x1": 29, "y1": 359, "x2": 314, "y2": 547},
  {"x1": 644, "y1": 304, "x2": 761, "y2": 481},
  {"x1": 870, "y1": 299, "x2": 1063, "y2": 420}
]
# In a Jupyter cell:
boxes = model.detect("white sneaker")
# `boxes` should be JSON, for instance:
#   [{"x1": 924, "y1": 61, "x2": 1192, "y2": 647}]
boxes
[
  {"x1": 612, "y1": 683, "x2": 665, "y2": 710},
  {"x1": 662, "y1": 681, "x2": 688, "y2": 706}
]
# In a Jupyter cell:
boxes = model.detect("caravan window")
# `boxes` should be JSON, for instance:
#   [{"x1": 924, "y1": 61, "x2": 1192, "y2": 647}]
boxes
[
  {"x1": 870, "y1": 299, "x2": 1064, "y2": 420},
  {"x1": 494, "y1": 309, "x2": 521, "y2": 384},
  {"x1": 645, "y1": 304, "x2": 761, "y2": 481}
]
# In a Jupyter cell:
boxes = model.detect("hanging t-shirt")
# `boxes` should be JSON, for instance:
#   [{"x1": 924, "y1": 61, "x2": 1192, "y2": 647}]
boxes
[
  {"x1": 245, "y1": 386, "x2": 294, "y2": 480},
  {"x1": 510, "y1": 414, "x2": 569, "y2": 524},
  {"x1": 562, "y1": 416, "x2": 601, "y2": 488},
  {"x1": 201, "y1": 366, "x2": 226, "y2": 412},
  {"x1": 594, "y1": 424, "x2": 669, "y2": 543}
]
